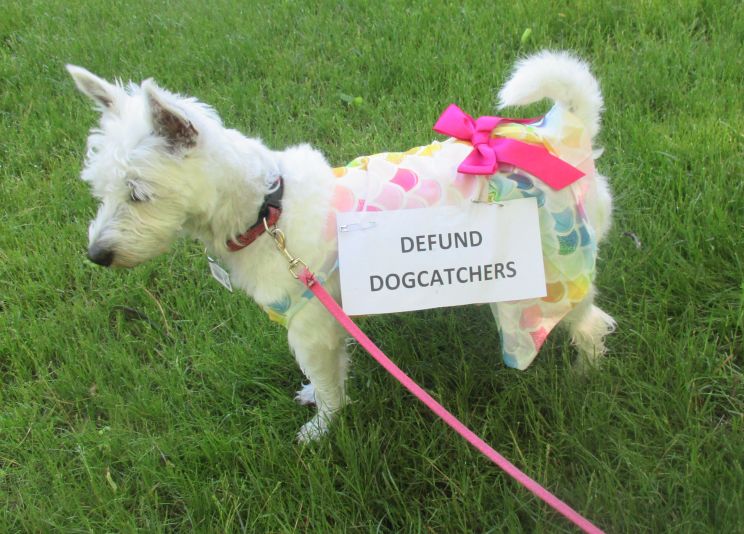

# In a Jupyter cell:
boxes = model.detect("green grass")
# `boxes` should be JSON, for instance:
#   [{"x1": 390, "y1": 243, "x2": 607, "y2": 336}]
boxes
[{"x1": 1, "y1": 0, "x2": 743, "y2": 531}]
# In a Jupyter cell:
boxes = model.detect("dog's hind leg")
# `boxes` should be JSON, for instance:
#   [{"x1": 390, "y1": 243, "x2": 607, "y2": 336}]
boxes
[
  {"x1": 562, "y1": 287, "x2": 616, "y2": 371},
  {"x1": 288, "y1": 303, "x2": 350, "y2": 442}
]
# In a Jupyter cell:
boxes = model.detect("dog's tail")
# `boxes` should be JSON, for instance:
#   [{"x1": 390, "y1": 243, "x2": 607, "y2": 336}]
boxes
[{"x1": 498, "y1": 51, "x2": 603, "y2": 140}]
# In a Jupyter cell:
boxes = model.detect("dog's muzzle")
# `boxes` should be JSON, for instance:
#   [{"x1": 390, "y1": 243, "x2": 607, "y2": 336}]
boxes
[{"x1": 87, "y1": 244, "x2": 114, "y2": 267}]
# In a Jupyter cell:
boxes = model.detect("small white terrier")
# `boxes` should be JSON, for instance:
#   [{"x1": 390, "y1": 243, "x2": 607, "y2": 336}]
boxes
[{"x1": 68, "y1": 51, "x2": 615, "y2": 441}]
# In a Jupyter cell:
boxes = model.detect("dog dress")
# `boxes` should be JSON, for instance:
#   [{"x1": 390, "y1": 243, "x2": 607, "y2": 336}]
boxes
[{"x1": 264, "y1": 105, "x2": 597, "y2": 370}]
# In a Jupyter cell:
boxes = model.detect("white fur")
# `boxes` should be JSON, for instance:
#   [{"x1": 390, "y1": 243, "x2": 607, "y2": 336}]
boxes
[
  {"x1": 499, "y1": 50, "x2": 604, "y2": 140},
  {"x1": 68, "y1": 51, "x2": 614, "y2": 441},
  {"x1": 294, "y1": 382, "x2": 317, "y2": 406}
]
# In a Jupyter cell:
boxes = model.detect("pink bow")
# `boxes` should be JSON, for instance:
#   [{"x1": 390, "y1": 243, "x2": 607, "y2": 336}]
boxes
[{"x1": 433, "y1": 104, "x2": 584, "y2": 189}]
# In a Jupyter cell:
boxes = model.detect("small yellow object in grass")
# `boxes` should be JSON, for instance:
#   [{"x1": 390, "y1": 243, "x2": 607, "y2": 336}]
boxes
[
  {"x1": 520, "y1": 28, "x2": 532, "y2": 45},
  {"x1": 339, "y1": 93, "x2": 364, "y2": 107}
]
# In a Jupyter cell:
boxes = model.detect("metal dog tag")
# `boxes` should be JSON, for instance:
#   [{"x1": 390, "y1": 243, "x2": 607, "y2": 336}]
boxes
[{"x1": 208, "y1": 257, "x2": 233, "y2": 292}]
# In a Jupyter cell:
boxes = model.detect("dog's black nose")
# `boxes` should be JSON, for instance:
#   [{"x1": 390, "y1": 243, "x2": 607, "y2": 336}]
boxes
[{"x1": 88, "y1": 245, "x2": 114, "y2": 267}]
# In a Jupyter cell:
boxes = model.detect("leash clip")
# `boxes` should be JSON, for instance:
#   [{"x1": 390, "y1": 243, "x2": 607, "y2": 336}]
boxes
[{"x1": 263, "y1": 217, "x2": 307, "y2": 279}]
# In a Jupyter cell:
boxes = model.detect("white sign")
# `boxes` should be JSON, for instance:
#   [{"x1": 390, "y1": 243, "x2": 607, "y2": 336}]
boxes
[{"x1": 336, "y1": 197, "x2": 547, "y2": 315}]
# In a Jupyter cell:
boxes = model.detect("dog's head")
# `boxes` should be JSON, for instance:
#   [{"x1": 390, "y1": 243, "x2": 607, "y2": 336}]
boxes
[{"x1": 68, "y1": 66, "x2": 220, "y2": 268}]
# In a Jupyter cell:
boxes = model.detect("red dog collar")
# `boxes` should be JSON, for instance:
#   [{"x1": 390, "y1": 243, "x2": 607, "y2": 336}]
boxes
[{"x1": 226, "y1": 177, "x2": 284, "y2": 251}]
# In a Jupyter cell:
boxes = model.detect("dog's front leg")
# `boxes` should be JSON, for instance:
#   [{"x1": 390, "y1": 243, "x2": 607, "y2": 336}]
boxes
[{"x1": 287, "y1": 300, "x2": 349, "y2": 442}]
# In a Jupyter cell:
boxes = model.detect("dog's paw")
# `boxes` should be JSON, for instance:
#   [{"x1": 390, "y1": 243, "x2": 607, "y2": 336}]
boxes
[
  {"x1": 296, "y1": 415, "x2": 329, "y2": 443},
  {"x1": 294, "y1": 382, "x2": 316, "y2": 406}
]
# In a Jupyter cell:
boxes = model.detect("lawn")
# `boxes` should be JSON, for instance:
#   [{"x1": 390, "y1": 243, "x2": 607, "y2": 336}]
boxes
[{"x1": 1, "y1": 0, "x2": 742, "y2": 532}]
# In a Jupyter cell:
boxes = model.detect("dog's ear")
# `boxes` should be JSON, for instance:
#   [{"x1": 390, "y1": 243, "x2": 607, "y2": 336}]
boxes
[
  {"x1": 142, "y1": 79, "x2": 198, "y2": 153},
  {"x1": 66, "y1": 65, "x2": 120, "y2": 110}
]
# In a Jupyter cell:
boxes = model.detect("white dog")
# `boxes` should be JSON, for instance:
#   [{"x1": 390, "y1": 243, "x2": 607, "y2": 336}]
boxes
[{"x1": 68, "y1": 51, "x2": 615, "y2": 441}]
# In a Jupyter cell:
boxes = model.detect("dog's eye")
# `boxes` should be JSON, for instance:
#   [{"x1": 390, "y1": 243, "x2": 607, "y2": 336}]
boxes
[
  {"x1": 127, "y1": 179, "x2": 150, "y2": 203},
  {"x1": 129, "y1": 189, "x2": 147, "y2": 202}
]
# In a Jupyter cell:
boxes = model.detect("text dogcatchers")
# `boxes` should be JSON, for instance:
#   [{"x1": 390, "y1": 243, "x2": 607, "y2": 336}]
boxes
[{"x1": 370, "y1": 261, "x2": 517, "y2": 292}]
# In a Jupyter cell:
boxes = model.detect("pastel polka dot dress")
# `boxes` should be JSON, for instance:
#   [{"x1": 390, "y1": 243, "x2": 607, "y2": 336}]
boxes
[{"x1": 267, "y1": 105, "x2": 597, "y2": 370}]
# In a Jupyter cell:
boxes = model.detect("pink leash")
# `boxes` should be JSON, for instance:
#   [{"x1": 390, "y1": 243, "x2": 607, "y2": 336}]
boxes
[{"x1": 298, "y1": 268, "x2": 604, "y2": 534}]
